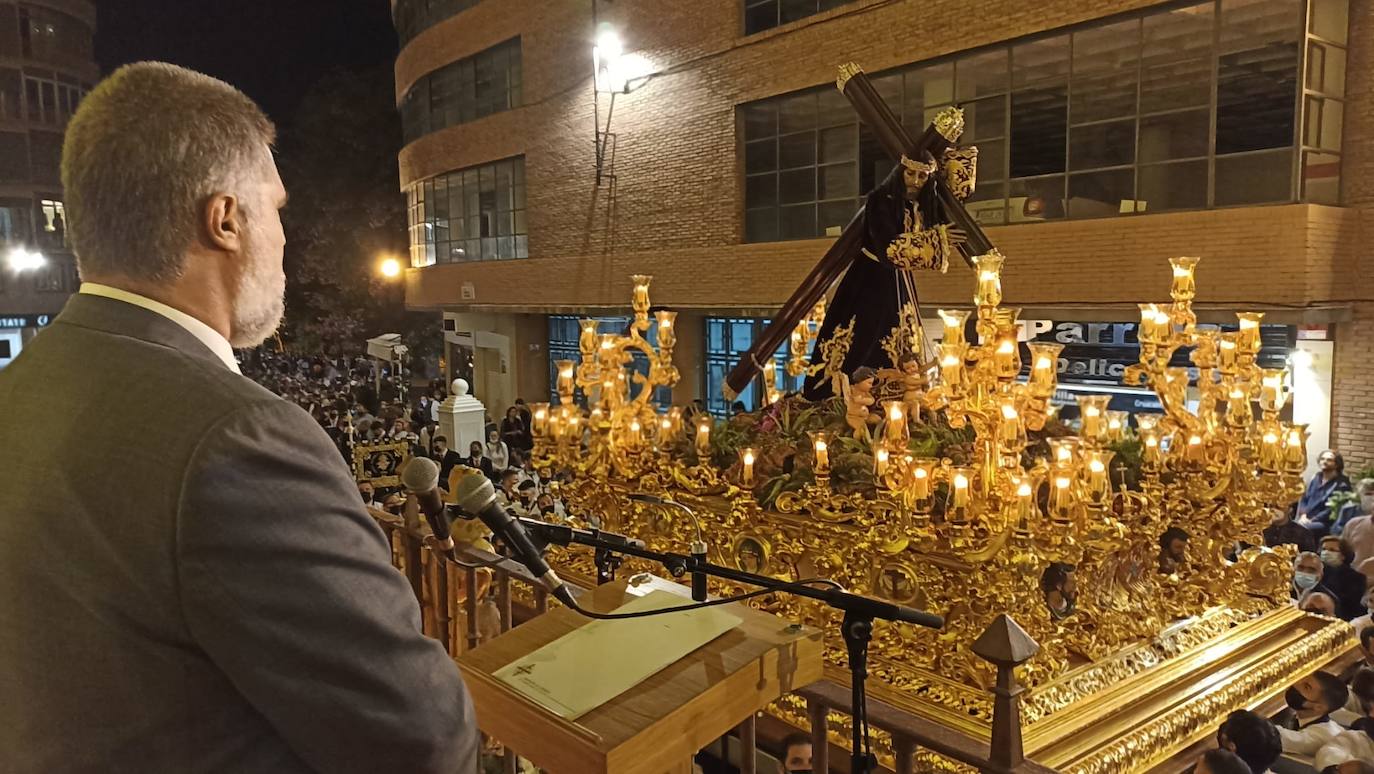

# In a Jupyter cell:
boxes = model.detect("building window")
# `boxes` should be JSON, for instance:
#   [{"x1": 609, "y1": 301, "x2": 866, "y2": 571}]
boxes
[
  {"x1": 37, "y1": 198, "x2": 64, "y2": 249},
  {"x1": 0, "y1": 198, "x2": 31, "y2": 244},
  {"x1": 17, "y1": 5, "x2": 93, "y2": 62},
  {"x1": 0, "y1": 133, "x2": 27, "y2": 182},
  {"x1": 408, "y1": 156, "x2": 527, "y2": 267},
  {"x1": 393, "y1": 0, "x2": 485, "y2": 46},
  {"x1": 704, "y1": 318, "x2": 796, "y2": 417},
  {"x1": 547, "y1": 315, "x2": 672, "y2": 407},
  {"x1": 401, "y1": 38, "x2": 522, "y2": 146},
  {"x1": 741, "y1": 0, "x2": 1331, "y2": 241},
  {"x1": 32, "y1": 257, "x2": 74, "y2": 292},
  {"x1": 744, "y1": 0, "x2": 855, "y2": 35}
]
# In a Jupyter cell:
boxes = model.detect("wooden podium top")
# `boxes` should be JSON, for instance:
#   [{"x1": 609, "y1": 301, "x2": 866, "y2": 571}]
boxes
[{"x1": 458, "y1": 575, "x2": 824, "y2": 774}]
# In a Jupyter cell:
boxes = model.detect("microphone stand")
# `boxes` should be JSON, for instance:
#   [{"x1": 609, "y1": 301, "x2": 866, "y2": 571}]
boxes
[{"x1": 518, "y1": 517, "x2": 941, "y2": 774}]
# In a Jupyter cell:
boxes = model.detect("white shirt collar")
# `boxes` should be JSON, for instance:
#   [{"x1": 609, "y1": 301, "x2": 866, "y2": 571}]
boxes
[{"x1": 78, "y1": 283, "x2": 241, "y2": 374}]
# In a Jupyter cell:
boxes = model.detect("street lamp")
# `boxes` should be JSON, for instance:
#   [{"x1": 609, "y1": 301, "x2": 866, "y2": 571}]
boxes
[
  {"x1": 5, "y1": 246, "x2": 45, "y2": 273},
  {"x1": 378, "y1": 256, "x2": 402, "y2": 279},
  {"x1": 593, "y1": 26, "x2": 626, "y2": 94}
]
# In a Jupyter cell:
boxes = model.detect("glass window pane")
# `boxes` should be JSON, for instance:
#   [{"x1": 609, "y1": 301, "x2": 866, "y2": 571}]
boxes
[
  {"x1": 966, "y1": 181, "x2": 1007, "y2": 225},
  {"x1": 1010, "y1": 175, "x2": 1066, "y2": 220},
  {"x1": 1069, "y1": 119, "x2": 1135, "y2": 171},
  {"x1": 778, "y1": 204, "x2": 817, "y2": 239},
  {"x1": 745, "y1": 139, "x2": 777, "y2": 173},
  {"x1": 1010, "y1": 85, "x2": 1067, "y2": 177},
  {"x1": 1309, "y1": 0, "x2": 1348, "y2": 43},
  {"x1": 1139, "y1": 108, "x2": 1210, "y2": 162},
  {"x1": 778, "y1": 168, "x2": 816, "y2": 204},
  {"x1": 818, "y1": 200, "x2": 856, "y2": 235},
  {"x1": 1216, "y1": 0, "x2": 1299, "y2": 155},
  {"x1": 778, "y1": 131, "x2": 817, "y2": 168},
  {"x1": 1068, "y1": 168, "x2": 1134, "y2": 218},
  {"x1": 778, "y1": 92, "x2": 817, "y2": 133},
  {"x1": 973, "y1": 139, "x2": 1006, "y2": 182},
  {"x1": 816, "y1": 86, "x2": 853, "y2": 128},
  {"x1": 818, "y1": 162, "x2": 856, "y2": 200},
  {"x1": 744, "y1": 2, "x2": 778, "y2": 35},
  {"x1": 742, "y1": 102, "x2": 776, "y2": 141},
  {"x1": 1302, "y1": 151, "x2": 1340, "y2": 204},
  {"x1": 866, "y1": 73, "x2": 903, "y2": 122},
  {"x1": 1071, "y1": 19, "x2": 1140, "y2": 123},
  {"x1": 818, "y1": 126, "x2": 855, "y2": 163},
  {"x1": 1012, "y1": 34, "x2": 1069, "y2": 87},
  {"x1": 1141, "y1": 4, "x2": 1214, "y2": 113},
  {"x1": 746, "y1": 174, "x2": 778, "y2": 208},
  {"x1": 779, "y1": 0, "x2": 816, "y2": 24},
  {"x1": 1306, "y1": 41, "x2": 1346, "y2": 96},
  {"x1": 902, "y1": 62, "x2": 954, "y2": 126},
  {"x1": 962, "y1": 96, "x2": 1006, "y2": 142},
  {"x1": 956, "y1": 48, "x2": 1009, "y2": 101},
  {"x1": 746, "y1": 208, "x2": 778, "y2": 243},
  {"x1": 1304, "y1": 96, "x2": 1343, "y2": 151},
  {"x1": 1215, "y1": 148, "x2": 1293, "y2": 205}
]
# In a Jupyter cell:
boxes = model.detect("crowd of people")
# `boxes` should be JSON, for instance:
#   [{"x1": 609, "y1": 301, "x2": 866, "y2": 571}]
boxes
[{"x1": 241, "y1": 349, "x2": 572, "y2": 522}]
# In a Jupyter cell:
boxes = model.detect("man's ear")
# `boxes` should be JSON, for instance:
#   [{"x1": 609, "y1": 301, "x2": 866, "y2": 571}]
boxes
[{"x1": 204, "y1": 193, "x2": 244, "y2": 252}]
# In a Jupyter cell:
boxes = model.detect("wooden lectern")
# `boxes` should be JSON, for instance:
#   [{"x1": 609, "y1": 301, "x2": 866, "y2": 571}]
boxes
[{"x1": 458, "y1": 576, "x2": 825, "y2": 774}]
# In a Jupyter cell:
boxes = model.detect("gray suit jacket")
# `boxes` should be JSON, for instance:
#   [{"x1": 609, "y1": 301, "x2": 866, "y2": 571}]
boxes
[{"x1": 0, "y1": 294, "x2": 478, "y2": 773}]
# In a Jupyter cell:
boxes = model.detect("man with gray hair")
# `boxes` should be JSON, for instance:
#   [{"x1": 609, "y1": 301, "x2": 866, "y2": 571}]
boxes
[{"x1": 0, "y1": 63, "x2": 477, "y2": 773}]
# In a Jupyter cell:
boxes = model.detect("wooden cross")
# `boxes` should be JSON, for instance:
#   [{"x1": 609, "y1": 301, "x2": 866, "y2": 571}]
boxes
[
  {"x1": 513, "y1": 663, "x2": 535, "y2": 676},
  {"x1": 724, "y1": 63, "x2": 998, "y2": 399}
]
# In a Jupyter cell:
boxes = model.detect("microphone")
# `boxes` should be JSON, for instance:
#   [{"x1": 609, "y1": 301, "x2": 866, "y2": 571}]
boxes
[
  {"x1": 400, "y1": 457, "x2": 454, "y2": 553},
  {"x1": 453, "y1": 473, "x2": 577, "y2": 608}
]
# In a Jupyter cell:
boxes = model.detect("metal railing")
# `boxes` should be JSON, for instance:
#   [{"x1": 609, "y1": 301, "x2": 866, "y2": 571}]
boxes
[{"x1": 369, "y1": 510, "x2": 1055, "y2": 773}]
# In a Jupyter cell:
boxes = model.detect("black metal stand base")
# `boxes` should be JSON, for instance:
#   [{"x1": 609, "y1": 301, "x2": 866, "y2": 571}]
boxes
[{"x1": 842, "y1": 611, "x2": 877, "y2": 774}]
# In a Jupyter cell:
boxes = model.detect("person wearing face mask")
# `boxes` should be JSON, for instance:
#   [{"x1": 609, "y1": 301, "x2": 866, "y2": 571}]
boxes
[
  {"x1": 513, "y1": 480, "x2": 538, "y2": 517},
  {"x1": 536, "y1": 492, "x2": 566, "y2": 522},
  {"x1": 1294, "y1": 551, "x2": 1339, "y2": 605},
  {"x1": 1318, "y1": 535, "x2": 1367, "y2": 621},
  {"x1": 1276, "y1": 671, "x2": 1349, "y2": 757},
  {"x1": 430, "y1": 435, "x2": 463, "y2": 492},
  {"x1": 1332, "y1": 479, "x2": 1374, "y2": 537}
]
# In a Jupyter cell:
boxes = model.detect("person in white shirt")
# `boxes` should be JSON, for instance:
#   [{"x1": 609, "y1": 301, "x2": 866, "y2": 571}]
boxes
[
  {"x1": 1278, "y1": 671, "x2": 1349, "y2": 757},
  {"x1": 517, "y1": 456, "x2": 543, "y2": 494},
  {"x1": 1315, "y1": 723, "x2": 1374, "y2": 772},
  {"x1": 485, "y1": 429, "x2": 510, "y2": 475}
]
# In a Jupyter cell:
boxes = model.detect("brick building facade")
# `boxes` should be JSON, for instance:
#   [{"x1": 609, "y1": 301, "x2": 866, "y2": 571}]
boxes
[
  {"x1": 393, "y1": 0, "x2": 1374, "y2": 469},
  {"x1": 0, "y1": 0, "x2": 96, "y2": 367}
]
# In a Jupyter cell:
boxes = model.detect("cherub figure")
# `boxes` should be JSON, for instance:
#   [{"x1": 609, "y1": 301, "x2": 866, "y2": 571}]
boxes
[
  {"x1": 840, "y1": 366, "x2": 881, "y2": 441},
  {"x1": 878, "y1": 352, "x2": 930, "y2": 425}
]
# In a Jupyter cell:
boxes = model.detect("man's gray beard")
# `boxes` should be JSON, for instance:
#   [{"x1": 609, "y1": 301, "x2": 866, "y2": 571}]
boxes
[{"x1": 230, "y1": 267, "x2": 286, "y2": 348}]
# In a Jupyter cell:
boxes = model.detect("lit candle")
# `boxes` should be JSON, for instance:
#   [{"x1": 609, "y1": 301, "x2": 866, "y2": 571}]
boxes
[
  {"x1": 531, "y1": 403, "x2": 550, "y2": 437},
  {"x1": 1048, "y1": 438, "x2": 1079, "y2": 469},
  {"x1": 938, "y1": 309, "x2": 971, "y2": 346},
  {"x1": 761, "y1": 358, "x2": 777, "y2": 392},
  {"x1": 911, "y1": 458, "x2": 935, "y2": 501},
  {"x1": 1185, "y1": 434, "x2": 1204, "y2": 464},
  {"x1": 1217, "y1": 334, "x2": 1238, "y2": 374},
  {"x1": 1260, "y1": 428, "x2": 1281, "y2": 470},
  {"x1": 1104, "y1": 411, "x2": 1127, "y2": 443},
  {"x1": 874, "y1": 448, "x2": 889, "y2": 480},
  {"x1": 1226, "y1": 385, "x2": 1253, "y2": 427},
  {"x1": 1259, "y1": 369, "x2": 1288, "y2": 413},
  {"x1": 998, "y1": 400, "x2": 1021, "y2": 446},
  {"x1": 951, "y1": 469, "x2": 971, "y2": 509},
  {"x1": 556, "y1": 360, "x2": 576, "y2": 399},
  {"x1": 810, "y1": 431, "x2": 831, "y2": 477},
  {"x1": 548, "y1": 412, "x2": 564, "y2": 442},
  {"x1": 1077, "y1": 395, "x2": 1109, "y2": 442},
  {"x1": 1015, "y1": 479, "x2": 1035, "y2": 525},
  {"x1": 667, "y1": 406, "x2": 683, "y2": 437},
  {"x1": 993, "y1": 335, "x2": 1018, "y2": 379},
  {"x1": 695, "y1": 415, "x2": 712, "y2": 457},
  {"x1": 658, "y1": 415, "x2": 674, "y2": 445},
  {"x1": 974, "y1": 253, "x2": 1004, "y2": 308},
  {"x1": 1237, "y1": 312, "x2": 1264, "y2": 355},
  {"x1": 740, "y1": 447, "x2": 757, "y2": 487},
  {"x1": 1082, "y1": 450, "x2": 1113, "y2": 505},
  {"x1": 1169, "y1": 256, "x2": 1200, "y2": 302},
  {"x1": 1138, "y1": 303, "x2": 1164, "y2": 345},
  {"x1": 1050, "y1": 474, "x2": 1075, "y2": 521},
  {"x1": 1027, "y1": 342, "x2": 1063, "y2": 395},
  {"x1": 940, "y1": 342, "x2": 966, "y2": 388},
  {"x1": 1284, "y1": 425, "x2": 1307, "y2": 474},
  {"x1": 627, "y1": 418, "x2": 643, "y2": 449},
  {"x1": 883, "y1": 400, "x2": 909, "y2": 448},
  {"x1": 654, "y1": 310, "x2": 677, "y2": 350},
  {"x1": 1141, "y1": 430, "x2": 1163, "y2": 469}
]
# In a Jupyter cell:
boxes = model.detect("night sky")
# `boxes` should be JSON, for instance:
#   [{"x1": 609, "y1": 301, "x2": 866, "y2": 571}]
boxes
[{"x1": 95, "y1": 0, "x2": 397, "y2": 124}]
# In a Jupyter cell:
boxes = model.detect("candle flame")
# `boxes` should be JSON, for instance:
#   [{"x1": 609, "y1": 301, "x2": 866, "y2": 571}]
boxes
[
  {"x1": 953, "y1": 473, "x2": 969, "y2": 489},
  {"x1": 1001, "y1": 404, "x2": 1018, "y2": 420},
  {"x1": 914, "y1": 467, "x2": 928, "y2": 479},
  {"x1": 1017, "y1": 482, "x2": 1032, "y2": 497},
  {"x1": 1089, "y1": 459, "x2": 1105, "y2": 474},
  {"x1": 1054, "y1": 476, "x2": 1071, "y2": 489}
]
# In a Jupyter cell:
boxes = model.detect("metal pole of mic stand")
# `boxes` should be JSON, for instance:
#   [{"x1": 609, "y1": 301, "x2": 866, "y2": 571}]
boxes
[{"x1": 842, "y1": 612, "x2": 876, "y2": 774}]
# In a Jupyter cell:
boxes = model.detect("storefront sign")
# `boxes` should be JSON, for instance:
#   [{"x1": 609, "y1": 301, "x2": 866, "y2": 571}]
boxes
[{"x1": 0, "y1": 314, "x2": 51, "y2": 329}]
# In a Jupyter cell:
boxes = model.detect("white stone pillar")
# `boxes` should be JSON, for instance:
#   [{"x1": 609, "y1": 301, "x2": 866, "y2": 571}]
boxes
[{"x1": 438, "y1": 378, "x2": 488, "y2": 454}]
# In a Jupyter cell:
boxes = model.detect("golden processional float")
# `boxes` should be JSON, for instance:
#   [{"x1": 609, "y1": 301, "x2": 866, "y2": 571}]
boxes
[{"x1": 520, "y1": 64, "x2": 1354, "y2": 774}]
